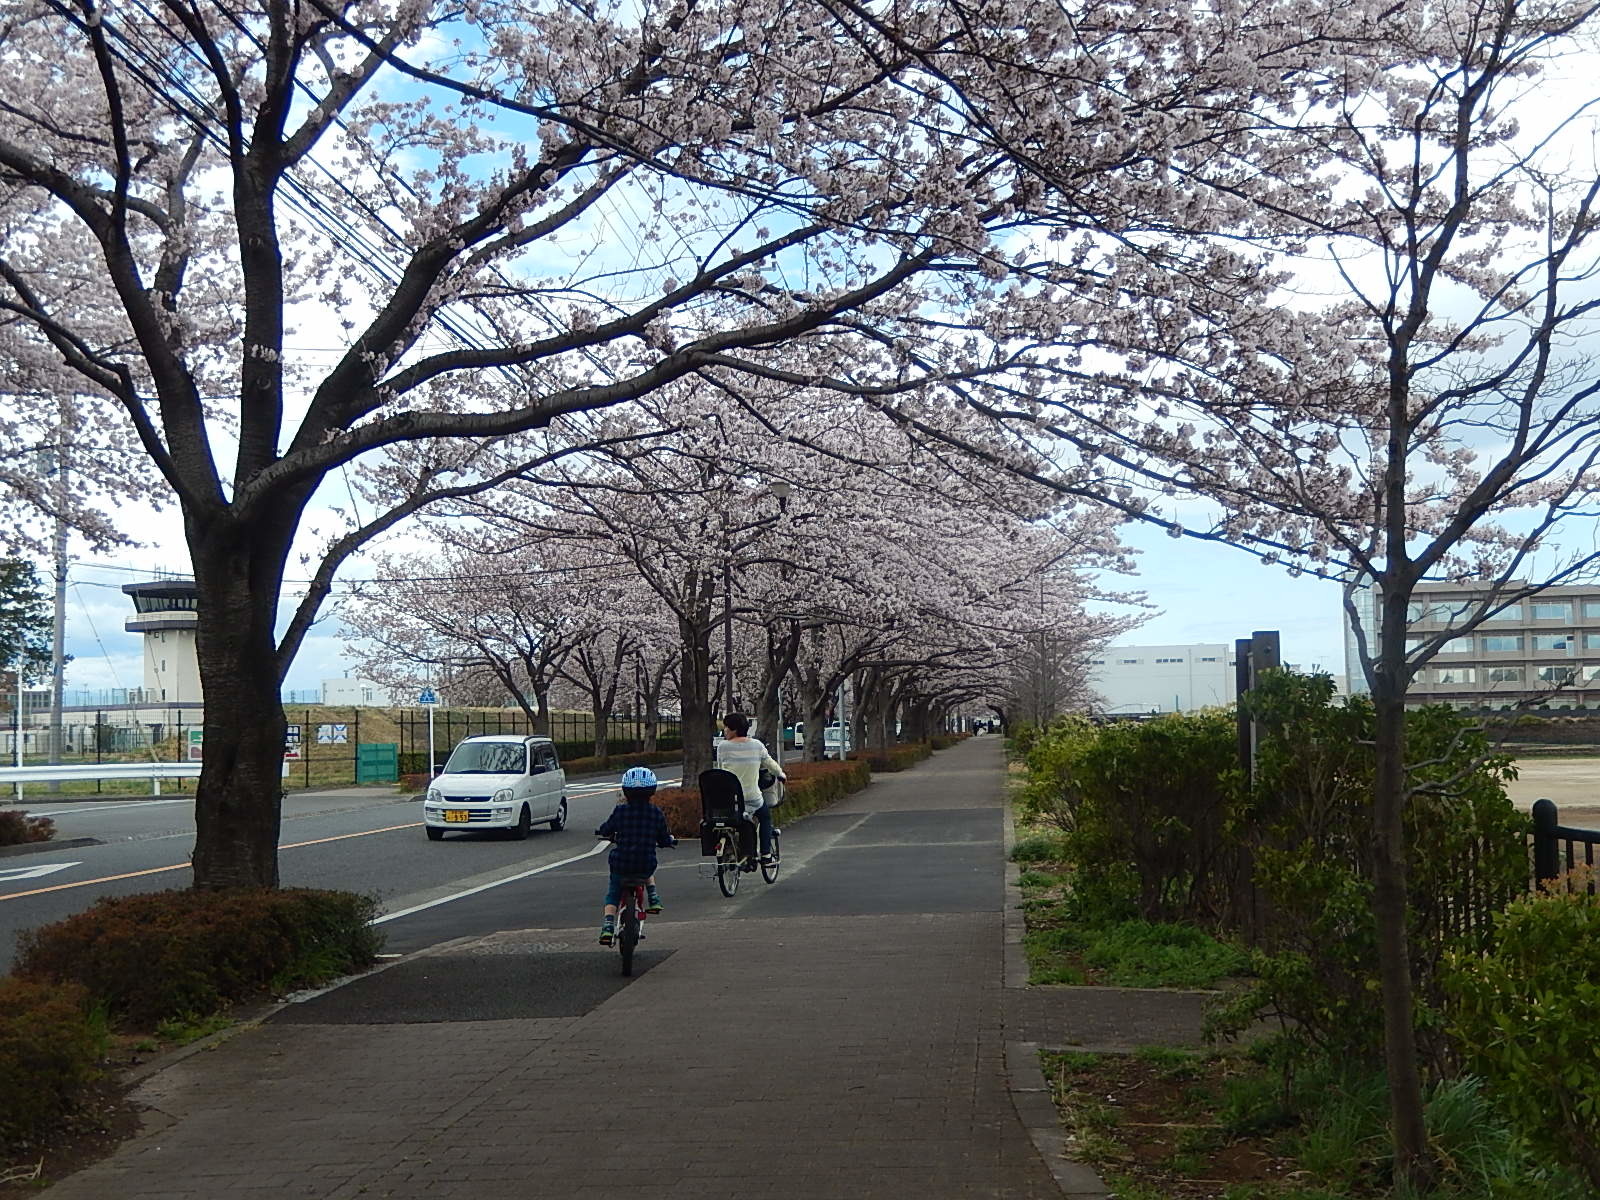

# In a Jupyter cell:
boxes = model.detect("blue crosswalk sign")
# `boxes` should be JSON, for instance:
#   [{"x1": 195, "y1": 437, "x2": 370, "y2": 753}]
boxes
[{"x1": 419, "y1": 688, "x2": 438, "y2": 705}]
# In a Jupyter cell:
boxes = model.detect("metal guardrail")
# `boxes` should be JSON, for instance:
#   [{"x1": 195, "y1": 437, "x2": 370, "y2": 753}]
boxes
[{"x1": 0, "y1": 762, "x2": 202, "y2": 795}]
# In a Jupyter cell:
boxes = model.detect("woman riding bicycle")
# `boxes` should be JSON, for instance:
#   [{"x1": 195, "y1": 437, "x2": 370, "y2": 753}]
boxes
[{"x1": 714, "y1": 712, "x2": 785, "y2": 865}]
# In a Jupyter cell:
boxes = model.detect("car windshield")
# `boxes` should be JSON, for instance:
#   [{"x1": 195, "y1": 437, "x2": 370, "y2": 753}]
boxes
[{"x1": 442, "y1": 742, "x2": 526, "y2": 774}]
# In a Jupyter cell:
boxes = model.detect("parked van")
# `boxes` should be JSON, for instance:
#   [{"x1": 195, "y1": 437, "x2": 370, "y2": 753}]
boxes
[{"x1": 423, "y1": 735, "x2": 567, "y2": 840}]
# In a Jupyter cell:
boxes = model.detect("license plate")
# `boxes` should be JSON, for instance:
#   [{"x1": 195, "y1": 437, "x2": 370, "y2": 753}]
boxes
[{"x1": 443, "y1": 809, "x2": 470, "y2": 823}]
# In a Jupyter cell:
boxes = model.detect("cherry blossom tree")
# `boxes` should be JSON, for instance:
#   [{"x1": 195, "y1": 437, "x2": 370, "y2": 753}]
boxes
[
  {"x1": 342, "y1": 546, "x2": 597, "y2": 732},
  {"x1": 0, "y1": 0, "x2": 1394, "y2": 886},
  {"x1": 871, "y1": 2, "x2": 1600, "y2": 1186}
]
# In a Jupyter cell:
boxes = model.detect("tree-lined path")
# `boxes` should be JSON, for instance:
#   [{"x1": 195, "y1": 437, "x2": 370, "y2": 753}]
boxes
[{"x1": 40, "y1": 736, "x2": 1065, "y2": 1199}]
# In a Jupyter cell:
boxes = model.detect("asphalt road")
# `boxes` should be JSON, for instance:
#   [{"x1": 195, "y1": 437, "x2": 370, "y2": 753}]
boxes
[{"x1": 0, "y1": 769, "x2": 685, "y2": 973}]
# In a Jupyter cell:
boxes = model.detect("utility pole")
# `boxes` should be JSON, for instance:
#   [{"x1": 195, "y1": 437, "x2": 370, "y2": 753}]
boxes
[{"x1": 48, "y1": 446, "x2": 68, "y2": 789}]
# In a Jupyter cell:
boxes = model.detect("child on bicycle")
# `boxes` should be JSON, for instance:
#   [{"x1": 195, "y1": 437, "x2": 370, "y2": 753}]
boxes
[{"x1": 594, "y1": 765, "x2": 676, "y2": 945}]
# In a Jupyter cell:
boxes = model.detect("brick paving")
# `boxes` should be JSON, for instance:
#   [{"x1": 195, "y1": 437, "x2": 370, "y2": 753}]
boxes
[{"x1": 41, "y1": 737, "x2": 1080, "y2": 1198}]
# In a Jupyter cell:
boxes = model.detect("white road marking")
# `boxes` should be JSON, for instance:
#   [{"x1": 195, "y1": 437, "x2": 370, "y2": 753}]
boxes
[
  {"x1": 373, "y1": 840, "x2": 610, "y2": 924},
  {"x1": 0, "y1": 861, "x2": 82, "y2": 883}
]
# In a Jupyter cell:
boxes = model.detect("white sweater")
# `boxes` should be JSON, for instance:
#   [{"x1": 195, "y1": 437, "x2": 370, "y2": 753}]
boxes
[{"x1": 714, "y1": 736, "x2": 784, "y2": 810}]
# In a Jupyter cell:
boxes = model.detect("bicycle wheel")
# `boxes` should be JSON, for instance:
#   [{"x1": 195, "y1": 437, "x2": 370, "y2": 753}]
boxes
[
  {"x1": 618, "y1": 898, "x2": 639, "y2": 976},
  {"x1": 716, "y1": 833, "x2": 740, "y2": 897},
  {"x1": 761, "y1": 829, "x2": 781, "y2": 884}
]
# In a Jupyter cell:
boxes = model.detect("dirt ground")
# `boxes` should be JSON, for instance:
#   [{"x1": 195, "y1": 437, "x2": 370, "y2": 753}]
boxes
[{"x1": 1505, "y1": 756, "x2": 1600, "y2": 825}]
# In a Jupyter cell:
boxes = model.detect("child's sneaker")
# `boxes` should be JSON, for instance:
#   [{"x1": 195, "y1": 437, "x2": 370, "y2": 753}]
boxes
[
  {"x1": 646, "y1": 889, "x2": 662, "y2": 914},
  {"x1": 598, "y1": 919, "x2": 615, "y2": 945}
]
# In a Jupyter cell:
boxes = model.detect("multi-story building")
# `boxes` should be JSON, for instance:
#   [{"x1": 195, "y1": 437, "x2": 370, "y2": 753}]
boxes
[{"x1": 1344, "y1": 581, "x2": 1600, "y2": 710}]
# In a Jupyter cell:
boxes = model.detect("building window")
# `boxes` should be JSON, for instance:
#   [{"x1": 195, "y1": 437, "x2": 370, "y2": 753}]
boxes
[
  {"x1": 1199, "y1": 656, "x2": 1217, "y2": 662},
  {"x1": 1118, "y1": 658, "x2": 1141, "y2": 665},
  {"x1": 1481, "y1": 635, "x2": 1523, "y2": 652},
  {"x1": 1089, "y1": 659, "x2": 1103, "y2": 666},
  {"x1": 1487, "y1": 666, "x2": 1524, "y2": 683},
  {"x1": 1584, "y1": 665, "x2": 1600, "y2": 682},
  {"x1": 1432, "y1": 667, "x2": 1476, "y2": 685},
  {"x1": 1585, "y1": 634, "x2": 1600, "y2": 650},
  {"x1": 1532, "y1": 602, "x2": 1573, "y2": 621},
  {"x1": 1538, "y1": 665, "x2": 1577, "y2": 684},
  {"x1": 1532, "y1": 634, "x2": 1572, "y2": 651},
  {"x1": 1485, "y1": 604, "x2": 1524, "y2": 622},
  {"x1": 1584, "y1": 601, "x2": 1600, "y2": 620},
  {"x1": 1153, "y1": 657, "x2": 1185, "y2": 664}
]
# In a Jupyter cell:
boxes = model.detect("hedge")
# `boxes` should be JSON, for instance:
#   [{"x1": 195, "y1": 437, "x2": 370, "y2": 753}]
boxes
[
  {"x1": 855, "y1": 742, "x2": 933, "y2": 772},
  {"x1": 398, "y1": 735, "x2": 684, "y2": 777},
  {"x1": 14, "y1": 888, "x2": 384, "y2": 1031},
  {"x1": 0, "y1": 809, "x2": 56, "y2": 846},
  {"x1": 399, "y1": 749, "x2": 685, "y2": 794},
  {"x1": 653, "y1": 757, "x2": 873, "y2": 838},
  {"x1": 0, "y1": 977, "x2": 103, "y2": 1157}
]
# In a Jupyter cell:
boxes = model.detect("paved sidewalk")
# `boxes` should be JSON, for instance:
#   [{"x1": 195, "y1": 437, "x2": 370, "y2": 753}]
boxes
[{"x1": 42, "y1": 736, "x2": 1062, "y2": 1199}]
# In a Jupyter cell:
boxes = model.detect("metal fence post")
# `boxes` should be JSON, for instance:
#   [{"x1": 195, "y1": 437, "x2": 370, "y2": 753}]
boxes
[{"x1": 1532, "y1": 798, "x2": 1560, "y2": 889}]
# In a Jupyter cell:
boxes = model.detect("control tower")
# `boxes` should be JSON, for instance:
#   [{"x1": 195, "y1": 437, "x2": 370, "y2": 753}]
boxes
[{"x1": 122, "y1": 579, "x2": 202, "y2": 704}]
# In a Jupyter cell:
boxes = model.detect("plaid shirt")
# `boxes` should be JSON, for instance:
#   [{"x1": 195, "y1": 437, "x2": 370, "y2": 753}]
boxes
[{"x1": 595, "y1": 800, "x2": 673, "y2": 876}]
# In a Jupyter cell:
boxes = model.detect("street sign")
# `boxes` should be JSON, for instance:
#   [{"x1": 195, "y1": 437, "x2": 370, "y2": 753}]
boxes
[
  {"x1": 187, "y1": 729, "x2": 203, "y2": 761},
  {"x1": 316, "y1": 723, "x2": 349, "y2": 745},
  {"x1": 419, "y1": 688, "x2": 439, "y2": 706},
  {"x1": 284, "y1": 724, "x2": 302, "y2": 760}
]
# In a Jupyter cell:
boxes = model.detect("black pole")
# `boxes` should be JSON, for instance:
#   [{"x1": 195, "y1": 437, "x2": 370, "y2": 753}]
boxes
[{"x1": 1532, "y1": 798, "x2": 1560, "y2": 889}]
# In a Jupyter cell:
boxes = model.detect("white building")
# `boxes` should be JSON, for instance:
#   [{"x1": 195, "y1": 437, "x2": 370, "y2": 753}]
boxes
[
  {"x1": 123, "y1": 579, "x2": 202, "y2": 705},
  {"x1": 1087, "y1": 644, "x2": 1237, "y2": 715},
  {"x1": 321, "y1": 677, "x2": 395, "y2": 706}
]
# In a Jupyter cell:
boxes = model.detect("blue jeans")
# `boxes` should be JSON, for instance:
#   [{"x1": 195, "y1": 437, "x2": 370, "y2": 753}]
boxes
[{"x1": 605, "y1": 869, "x2": 653, "y2": 906}]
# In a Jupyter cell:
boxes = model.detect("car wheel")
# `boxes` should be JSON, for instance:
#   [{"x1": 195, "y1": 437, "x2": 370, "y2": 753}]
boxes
[
  {"x1": 511, "y1": 805, "x2": 532, "y2": 840},
  {"x1": 426, "y1": 826, "x2": 445, "y2": 841},
  {"x1": 549, "y1": 797, "x2": 567, "y2": 831}
]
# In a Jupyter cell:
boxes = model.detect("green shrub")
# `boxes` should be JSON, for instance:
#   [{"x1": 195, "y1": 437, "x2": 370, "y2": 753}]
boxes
[
  {"x1": 0, "y1": 977, "x2": 104, "y2": 1155},
  {"x1": 15, "y1": 888, "x2": 384, "y2": 1031},
  {"x1": 0, "y1": 809, "x2": 55, "y2": 846},
  {"x1": 1226, "y1": 672, "x2": 1529, "y2": 1069},
  {"x1": 1020, "y1": 710, "x2": 1245, "y2": 925},
  {"x1": 1444, "y1": 886, "x2": 1600, "y2": 1190},
  {"x1": 1011, "y1": 832, "x2": 1071, "y2": 863}
]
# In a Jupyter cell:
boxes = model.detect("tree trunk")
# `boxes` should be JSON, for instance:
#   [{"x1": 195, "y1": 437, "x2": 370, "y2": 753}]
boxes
[
  {"x1": 679, "y1": 616, "x2": 715, "y2": 784},
  {"x1": 591, "y1": 696, "x2": 608, "y2": 764},
  {"x1": 1373, "y1": 593, "x2": 1435, "y2": 1192},
  {"x1": 189, "y1": 523, "x2": 295, "y2": 890}
]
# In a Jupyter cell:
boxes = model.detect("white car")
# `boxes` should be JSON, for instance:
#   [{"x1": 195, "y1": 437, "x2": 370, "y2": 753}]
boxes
[{"x1": 423, "y1": 735, "x2": 567, "y2": 840}]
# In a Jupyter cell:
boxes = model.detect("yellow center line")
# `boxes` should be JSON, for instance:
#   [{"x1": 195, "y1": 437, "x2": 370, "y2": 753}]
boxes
[{"x1": 0, "y1": 821, "x2": 424, "y2": 902}]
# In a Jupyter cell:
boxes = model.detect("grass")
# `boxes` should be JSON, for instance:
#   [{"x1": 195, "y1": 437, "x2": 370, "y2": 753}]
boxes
[
  {"x1": 1040, "y1": 1048, "x2": 1593, "y2": 1199},
  {"x1": 152, "y1": 1012, "x2": 234, "y2": 1047},
  {"x1": 1011, "y1": 828, "x2": 1247, "y2": 989}
]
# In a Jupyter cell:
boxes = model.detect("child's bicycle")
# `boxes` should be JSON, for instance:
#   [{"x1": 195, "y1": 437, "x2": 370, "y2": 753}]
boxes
[
  {"x1": 696, "y1": 769, "x2": 782, "y2": 898},
  {"x1": 598, "y1": 836, "x2": 674, "y2": 977},
  {"x1": 612, "y1": 874, "x2": 651, "y2": 976}
]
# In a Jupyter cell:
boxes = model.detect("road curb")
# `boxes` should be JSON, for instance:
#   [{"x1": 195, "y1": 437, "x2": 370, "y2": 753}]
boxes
[
  {"x1": 0, "y1": 836, "x2": 100, "y2": 859},
  {"x1": 1001, "y1": 766, "x2": 1112, "y2": 1199},
  {"x1": 1007, "y1": 1041, "x2": 1113, "y2": 1199}
]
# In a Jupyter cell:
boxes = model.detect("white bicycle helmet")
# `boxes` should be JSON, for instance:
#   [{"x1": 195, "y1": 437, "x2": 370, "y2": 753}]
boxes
[{"x1": 621, "y1": 765, "x2": 658, "y2": 789}]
